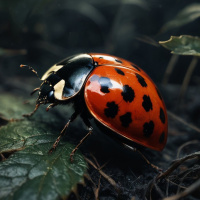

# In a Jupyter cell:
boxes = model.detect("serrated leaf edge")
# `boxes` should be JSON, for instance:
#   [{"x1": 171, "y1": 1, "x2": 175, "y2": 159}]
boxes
[{"x1": 159, "y1": 35, "x2": 200, "y2": 56}]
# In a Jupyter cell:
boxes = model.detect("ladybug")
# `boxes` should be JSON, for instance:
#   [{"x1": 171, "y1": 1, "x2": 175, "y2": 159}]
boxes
[{"x1": 21, "y1": 53, "x2": 168, "y2": 161}]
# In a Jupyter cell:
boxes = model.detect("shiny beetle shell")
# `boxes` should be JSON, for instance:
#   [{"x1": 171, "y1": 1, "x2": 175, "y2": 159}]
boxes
[{"x1": 38, "y1": 53, "x2": 168, "y2": 151}]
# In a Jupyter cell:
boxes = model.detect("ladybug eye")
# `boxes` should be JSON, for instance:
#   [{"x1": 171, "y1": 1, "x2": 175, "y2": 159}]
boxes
[{"x1": 48, "y1": 90, "x2": 55, "y2": 101}]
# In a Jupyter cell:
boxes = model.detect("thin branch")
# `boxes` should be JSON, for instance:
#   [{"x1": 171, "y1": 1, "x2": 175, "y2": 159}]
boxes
[
  {"x1": 157, "y1": 152, "x2": 200, "y2": 180},
  {"x1": 177, "y1": 140, "x2": 199, "y2": 158},
  {"x1": 163, "y1": 178, "x2": 200, "y2": 200},
  {"x1": 176, "y1": 170, "x2": 194, "y2": 194},
  {"x1": 162, "y1": 54, "x2": 179, "y2": 85},
  {"x1": 146, "y1": 152, "x2": 200, "y2": 199},
  {"x1": 167, "y1": 111, "x2": 200, "y2": 133},
  {"x1": 90, "y1": 154, "x2": 101, "y2": 168},
  {"x1": 0, "y1": 153, "x2": 6, "y2": 161},
  {"x1": 93, "y1": 175, "x2": 101, "y2": 200},
  {"x1": 154, "y1": 182, "x2": 165, "y2": 199},
  {"x1": 84, "y1": 157, "x2": 120, "y2": 193},
  {"x1": 178, "y1": 56, "x2": 199, "y2": 105}
]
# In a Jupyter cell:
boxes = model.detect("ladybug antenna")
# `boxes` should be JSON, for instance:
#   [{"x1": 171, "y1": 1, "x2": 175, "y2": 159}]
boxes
[
  {"x1": 30, "y1": 87, "x2": 40, "y2": 96},
  {"x1": 20, "y1": 64, "x2": 41, "y2": 80}
]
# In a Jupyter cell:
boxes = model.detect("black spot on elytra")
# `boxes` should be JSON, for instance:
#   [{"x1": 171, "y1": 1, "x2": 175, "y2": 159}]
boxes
[
  {"x1": 135, "y1": 73, "x2": 147, "y2": 87},
  {"x1": 142, "y1": 95, "x2": 152, "y2": 112},
  {"x1": 121, "y1": 85, "x2": 135, "y2": 103},
  {"x1": 115, "y1": 59, "x2": 122, "y2": 63},
  {"x1": 120, "y1": 112, "x2": 132, "y2": 127},
  {"x1": 156, "y1": 87, "x2": 163, "y2": 100},
  {"x1": 104, "y1": 101, "x2": 119, "y2": 118},
  {"x1": 160, "y1": 108, "x2": 165, "y2": 124},
  {"x1": 132, "y1": 64, "x2": 140, "y2": 71},
  {"x1": 159, "y1": 132, "x2": 165, "y2": 143},
  {"x1": 99, "y1": 57, "x2": 103, "y2": 59},
  {"x1": 143, "y1": 121, "x2": 154, "y2": 137},
  {"x1": 115, "y1": 68, "x2": 125, "y2": 75},
  {"x1": 98, "y1": 77, "x2": 113, "y2": 93}
]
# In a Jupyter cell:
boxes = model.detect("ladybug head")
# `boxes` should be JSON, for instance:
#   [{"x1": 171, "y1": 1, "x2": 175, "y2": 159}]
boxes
[
  {"x1": 36, "y1": 81, "x2": 55, "y2": 104},
  {"x1": 36, "y1": 71, "x2": 69, "y2": 105},
  {"x1": 20, "y1": 53, "x2": 94, "y2": 107}
]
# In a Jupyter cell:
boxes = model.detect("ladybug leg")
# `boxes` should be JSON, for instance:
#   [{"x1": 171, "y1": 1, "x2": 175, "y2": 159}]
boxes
[
  {"x1": 48, "y1": 111, "x2": 79, "y2": 154},
  {"x1": 22, "y1": 88, "x2": 40, "y2": 117},
  {"x1": 70, "y1": 116, "x2": 93, "y2": 162},
  {"x1": 70, "y1": 129, "x2": 93, "y2": 162},
  {"x1": 30, "y1": 88, "x2": 40, "y2": 95},
  {"x1": 23, "y1": 103, "x2": 40, "y2": 117},
  {"x1": 122, "y1": 143, "x2": 162, "y2": 172},
  {"x1": 46, "y1": 103, "x2": 57, "y2": 112}
]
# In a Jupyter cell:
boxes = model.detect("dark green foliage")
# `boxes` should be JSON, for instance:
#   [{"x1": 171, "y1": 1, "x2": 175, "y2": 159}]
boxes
[{"x1": 0, "y1": 94, "x2": 87, "y2": 200}]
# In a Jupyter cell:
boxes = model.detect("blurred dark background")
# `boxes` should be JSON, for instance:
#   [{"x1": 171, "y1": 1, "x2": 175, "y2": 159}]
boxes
[
  {"x1": 1, "y1": 0, "x2": 200, "y2": 85},
  {"x1": 1, "y1": 0, "x2": 200, "y2": 199}
]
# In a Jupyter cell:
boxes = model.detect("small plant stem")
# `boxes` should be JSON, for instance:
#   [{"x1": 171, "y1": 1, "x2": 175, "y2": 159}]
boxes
[
  {"x1": 178, "y1": 56, "x2": 198, "y2": 105},
  {"x1": 162, "y1": 54, "x2": 179, "y2": 85}
]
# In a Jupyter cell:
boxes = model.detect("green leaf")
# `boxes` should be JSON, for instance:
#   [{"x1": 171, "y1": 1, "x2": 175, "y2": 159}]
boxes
[
  {"x1": 159, "y1": 35, "x2": 200, "y2": 56},
  {"x1": 0, "y1": 121, "x2": 52, "y2": 153},
  {"x1": 161, "y1": 3, "x2": 200, "y2": 32},
  {"x1": 0, "y1": 94, "x2": 87, "y2": 200},
  {"x1": 0, "y1": 143, "x2": 86, "y2": 200},
  {"x1": 0, "y1": 94, "x2": 32, "y2": 120},
  {"x1": 0, "y1": 94, "x2": 62, "y2": 123}
]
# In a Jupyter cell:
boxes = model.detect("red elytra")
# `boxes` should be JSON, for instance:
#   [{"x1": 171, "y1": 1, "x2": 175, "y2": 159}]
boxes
[{"x1": 84, "y1": 53, "x2": 168, "y2": 151}]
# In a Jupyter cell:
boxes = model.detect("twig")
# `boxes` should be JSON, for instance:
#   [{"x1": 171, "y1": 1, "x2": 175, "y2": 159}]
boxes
[
  {"x1": 0, "y1": 153, "x2": 6, "y2": 161},
  {"x1": 177, "y1": 140, "x2": 199, "y2": 158},
  {"x1": 163, "y1": 178, "x2": 200, "y2": 200},
  {"x1": 93, "y1": 175, "x2": 101, "y2": 200},
  {"x1": 176, "y1": 170, "x2": 193, "y2": 195},
  {"x1": 154, "y1": 182, "x2": 165, "y2": 199},
  {"x1": 9, "y1": 118, "x2": 24, "y2": 122},
  {"x1": 90, "y1": 154, "x2": 110, "y2": 174},
  {"x1": 131, "y1": 197, "x2": 136, "y2": 200},
  {"x1": 146, "y1": 152, "x2": 200, "y2": 199},
  {"x1": 167, "y1": 111, "x2": 200, "y2": 133},
  {"x1": 157, "y1": 151, "x2": 200, "y2": 180},
  {"x1": 1, "y1": 146, "x2": 25, "y2": 155},
  {"x1": 167, "y1": 179, "x2": 186, "y2": 190},
  {"x1": 162, "y1": 54, "x2": 179, "y2": 85},
  {"x1": 166, "y1": 178, "x2": 169, "y2": 197},
  {"x1": 84, "y1": 157, "x2": 120, "y2": 193},
  {"x1": 178, "y1": 56, "x2": 199, "y2": 105},
  {"x1": 90, "y1": 153, "x2": 101, "y2": 168}
]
